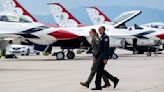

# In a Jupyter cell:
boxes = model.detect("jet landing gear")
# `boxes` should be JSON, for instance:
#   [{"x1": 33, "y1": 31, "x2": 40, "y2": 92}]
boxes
[
  {"x1": 56, "y1": 52, "x2": 65, "y2": 60},
  {"x1": 146, "y1": 51, "x2": 151, "y2": 56},
  {"x1": 66, "y1": 51, "x2": 75, "y2": 59},
  {"x1": 53, "y1": 50, "x2": 75, "y2": 60}
]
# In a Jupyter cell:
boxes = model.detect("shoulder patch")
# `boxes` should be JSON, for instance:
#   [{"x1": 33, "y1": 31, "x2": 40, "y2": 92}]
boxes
[{"x1": 104, "y1": 38, "x2": 108, "y2": 42}]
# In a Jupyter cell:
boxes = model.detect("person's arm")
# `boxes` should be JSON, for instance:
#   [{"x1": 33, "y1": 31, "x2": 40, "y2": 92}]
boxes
[
  {"x1": 94, "y1": 36, "x2": 100, "y2": 58},
  {"x1": 92, "y1": 36, "x2": 96, "y2": 57},
  {"x1": 103, "y1": 36, "x2": 109, "y2": 60}
]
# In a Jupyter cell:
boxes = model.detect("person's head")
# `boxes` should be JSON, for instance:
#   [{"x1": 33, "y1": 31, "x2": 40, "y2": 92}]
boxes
[
  {"x1": 98, "y1": 26, "x2": 106, "y2": 35},
  {"x1": 89, "y1": 29, "x2": 98, "y2": 37}
]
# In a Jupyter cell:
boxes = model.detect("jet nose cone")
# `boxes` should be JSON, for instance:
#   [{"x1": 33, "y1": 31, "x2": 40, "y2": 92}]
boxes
[{"x1": 48, "y1": 30, "x2": 79, "y2": 40}]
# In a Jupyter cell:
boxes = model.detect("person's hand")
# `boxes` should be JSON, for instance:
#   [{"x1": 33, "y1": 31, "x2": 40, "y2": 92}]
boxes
[{"x1": 103, "y1": 59, "x2": 108, "y2": 64}]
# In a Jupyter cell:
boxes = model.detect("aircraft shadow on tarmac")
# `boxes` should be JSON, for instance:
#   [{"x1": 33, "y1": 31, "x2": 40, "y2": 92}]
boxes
[
  {"x1": 1, "y1": 54, "x2": 163, "y2": 61},
  {"x1": 2, "y1": 56, "x2": 93, "y2": 61},
  {"x1": 0, "y1": 69, "x2": 75, "y2": 72}
]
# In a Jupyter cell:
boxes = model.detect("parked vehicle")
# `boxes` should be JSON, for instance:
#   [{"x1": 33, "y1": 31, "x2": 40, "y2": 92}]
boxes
[{"x1": 5, "y1": 44, "x2": 40, "y2": 56}]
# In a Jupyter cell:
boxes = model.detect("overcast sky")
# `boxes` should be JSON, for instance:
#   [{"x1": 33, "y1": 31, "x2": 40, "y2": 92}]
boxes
[{"x1": 16, "y1": 0, "x2": 164, "y2": 15}]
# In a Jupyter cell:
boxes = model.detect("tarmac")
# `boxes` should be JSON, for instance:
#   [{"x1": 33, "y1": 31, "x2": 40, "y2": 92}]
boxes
[{"x1": 0, "y1": 49, "x2": 164, "y2": 92}]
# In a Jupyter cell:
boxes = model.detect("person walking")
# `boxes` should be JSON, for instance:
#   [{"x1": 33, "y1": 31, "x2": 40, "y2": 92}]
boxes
[
  {"x1": 80, "y1": 29, "x2": 111, "y2": 88},
  {"x1": 92, "y1": 26, "x2": 119, "y2": 90}
]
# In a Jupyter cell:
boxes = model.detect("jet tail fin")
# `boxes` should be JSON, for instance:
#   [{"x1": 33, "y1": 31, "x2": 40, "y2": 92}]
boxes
[
  {"x1": 86, "y1": 7, "x2": 112, "y2": 25},
  {"x1": 0, "y1": 0, "x2": 37, "y2": 22},
  {"x1": 86, "y1": 7, "x2": 142, "y2": 29},
  {"x1": 47, "y1": 3, "x2": 83, "y2": 27}
]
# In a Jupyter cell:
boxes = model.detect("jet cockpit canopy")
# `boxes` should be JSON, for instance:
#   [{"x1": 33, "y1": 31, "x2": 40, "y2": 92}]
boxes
[
  {"x1": 141, "y1": 22, "x2": 164, "y2": 29},
  {"x1": 0, "y1": 11, "x2": 33, "y2": 23}
]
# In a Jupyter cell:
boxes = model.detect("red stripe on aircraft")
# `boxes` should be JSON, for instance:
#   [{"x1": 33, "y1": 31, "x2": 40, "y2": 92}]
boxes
[
  {"x1": 77, "y1": 24, "x2": 87, "y2": 27},
  {"x1": 157, "y1": 34, "x2": 164, "y2": 39},
  {"x1": 13, "y1": 0, "x2": 37, "y2": 22},
  {"x1": 48, "y1": 30, "x2": 79, "y2": 40}
]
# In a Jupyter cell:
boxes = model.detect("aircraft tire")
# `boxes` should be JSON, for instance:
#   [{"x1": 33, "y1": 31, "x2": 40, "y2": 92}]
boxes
[
  {"x1": 5, "y1": 54, "x2": 17, "y2": 58},
  {"x1": 66, "y1": 51, "x2": 75, "y2": 59},
  {"x1": 56, "y1": 52, "x2": 65, "y2": 60},
  {"x1": 36, "y1": 52, "x2": 40, "y2": 55}
]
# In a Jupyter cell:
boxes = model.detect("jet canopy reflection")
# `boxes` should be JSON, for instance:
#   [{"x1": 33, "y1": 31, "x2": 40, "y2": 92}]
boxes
[{"x1": 0, "y1": 11, "x2": 32, "y2": 23}]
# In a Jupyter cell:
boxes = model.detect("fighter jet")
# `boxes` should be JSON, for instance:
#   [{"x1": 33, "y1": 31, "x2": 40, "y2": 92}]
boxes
[
  {"x1": 1, "y1": 0, "x2": 164, "y2": 60},
  {"x1": 86, "y1": 7, "x2": 164, "y2": 56}
]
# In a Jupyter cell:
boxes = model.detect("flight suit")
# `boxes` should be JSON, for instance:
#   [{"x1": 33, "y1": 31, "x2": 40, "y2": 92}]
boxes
[
  {"x1": 85, "y1": 35, "x2": 110, "y2": 85},
  {"x1": 95, "y1": 33, "x2": 118, "y2": 89}
]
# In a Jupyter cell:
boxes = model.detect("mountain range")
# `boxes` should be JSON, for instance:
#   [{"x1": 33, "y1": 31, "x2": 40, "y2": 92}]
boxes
[{"x1": 27, "y1": 6, "x2": 164, "y2": 26}]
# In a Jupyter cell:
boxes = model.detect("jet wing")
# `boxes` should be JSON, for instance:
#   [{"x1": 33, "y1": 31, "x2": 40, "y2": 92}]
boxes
[
  {"x1": 16, "y1": 33, "x2": 40, "y2": 39},
  {"x1": 113, "y1": 10, "x2": 142, "y2": 28},
  {"x1": 0, "y1": 33, "x2": 39, "y2": 41}
]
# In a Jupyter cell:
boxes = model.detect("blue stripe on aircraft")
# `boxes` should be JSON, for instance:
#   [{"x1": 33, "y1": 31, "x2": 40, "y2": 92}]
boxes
[
  {"x1": 22, "y1": 26, "x2": 50, "y2": 34},
  {"x1": 17, "y1": 26, "x2": 50, "y2": 38},
  {"x1": 133, "y1": 30, "x2": 155, "y2": 39}
]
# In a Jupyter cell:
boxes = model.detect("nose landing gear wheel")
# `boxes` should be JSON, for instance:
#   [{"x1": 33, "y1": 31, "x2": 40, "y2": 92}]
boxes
[
  {"x1": 147, "y1": 51, "x2": 151, "y2": 56},
  {"x1": 66, "y1": 51, "x2": 75, "y2": 59},
  {"x1": 56, "y1": 52, "x2": 65, "y2": 60}
]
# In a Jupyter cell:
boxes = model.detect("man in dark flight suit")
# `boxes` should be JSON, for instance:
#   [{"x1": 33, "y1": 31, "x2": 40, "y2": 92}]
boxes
[{"x1": 92, "y1": 26, "x2": 119, "y2": 90}]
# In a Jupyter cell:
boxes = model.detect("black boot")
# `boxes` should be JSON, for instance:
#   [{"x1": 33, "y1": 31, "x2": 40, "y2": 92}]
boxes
[
  {"x1": 102, "y1": 83, "x2": 111, "y2": 88},
  {"x1": 91, "y1": 87, "x2": 102, "y2": 90},
  {"x1": 80, "y1": 82, "x2": 89, "y2": 88},
  {"x1": 113, "y1": 77, "x2": 119, "y2": 88}
]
